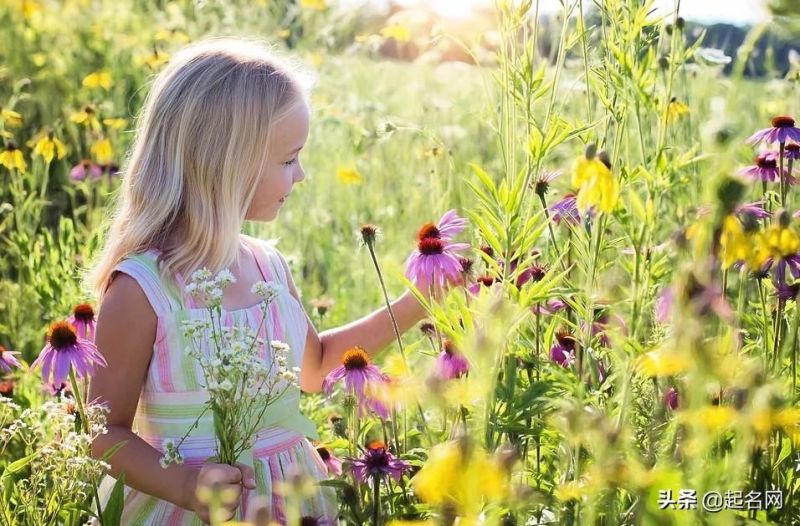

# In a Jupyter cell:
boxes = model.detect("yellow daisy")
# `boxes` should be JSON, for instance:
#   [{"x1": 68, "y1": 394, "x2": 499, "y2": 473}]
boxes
[
  {"x1": 336, "y1": 167, "x2": 363, "y2": 185},
  {"x1": 90, "y1": 138, "x2": 113, "y2": 165},
  {"x1": 82, "y1": 71, "x2": 112, "y2": 90},
  {"x1": 70, "y1": 106, "x2": 101, "y2": 132},
  {"x1": 32, "y1": 132, "x2": 67, "y2": 163},
  {"x1": 573, "y1": 145, "x2": 619, "y2": 214},
  {"x1": 0, "y1": 142, "x2": 27, "y2": 173}
]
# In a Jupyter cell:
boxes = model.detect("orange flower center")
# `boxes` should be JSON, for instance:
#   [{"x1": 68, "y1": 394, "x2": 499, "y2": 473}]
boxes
[
  {"x1": 48, "y1": 321, "x2": 79, "y2": 349},
  {"x1": 73, "y1": 303, "x2": 95, "y2": 322},
  {"x1": 342, "y1": 347, "x2": 369, "y2": 370},
  {"x1": 417, "y1": 222, "x2": 440, "y2": 241},
  {"x1": 418, "y1": 237, "x2": 445, "y2": 255},
  {"x1": 772, "y1": 115, "x2": 795, "y2": 128}
]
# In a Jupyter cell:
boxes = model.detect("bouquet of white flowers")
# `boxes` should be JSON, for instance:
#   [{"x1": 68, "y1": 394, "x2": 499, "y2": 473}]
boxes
[{"x1": 161, "y1": 268, "x2": 300, "y2": 468}]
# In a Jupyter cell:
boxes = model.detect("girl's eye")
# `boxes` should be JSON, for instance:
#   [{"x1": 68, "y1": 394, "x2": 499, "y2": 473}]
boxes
[{"x1": 283, "y1": 158, "x2": 297, "y2": 166}]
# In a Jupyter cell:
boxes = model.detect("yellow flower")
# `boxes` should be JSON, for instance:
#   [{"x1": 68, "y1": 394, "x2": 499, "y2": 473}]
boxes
[
  {"x1": 154, "y1": 28, "x2": 190, "y2": 43},
  {"x1": 31, "y1": 53, "x2": 47, "y2": 67},
  {"x1": 719, "y1": 215, "x2": 763, "y2": 270},
  {"x1": 636, "y1": 349, "x2": 690, "y2": 377},
  {"x1": 680, "y1": 406, "x2": 737, "y2": 434},
  {"x1": 70, "y1": 106, "x2": 101, "y2": 131},
  {"x1": 82, "y1": 71, "x2": 112, "y2": 90},
  {"x1": 0, "y1": 143, "x2": 27, "y2": 173},
  {"x1": 19, "y1": 0, "x2": 40, "y2": 19},
  {"x1": 380, "y1": 24, "x2": 412, "y2": 42},
  {"x1": 137, "y1": 49, "x2": 170, "y2": 70},
  {"x1": 90, "y1": 138, "x2": 113, "y2": 165},
  {"x1": 300, "y1": 0, "x2": 327, "y2": 10},
  {"x1": 336, "y1": 167, "x2": 363, "y2": 185},
  {"x1": 103, "y1": 118, "x2": 127, "y2": 130},
  {"x1": 1, "y1": 108, "x2": 23, "y2": 127},
  {"x1": 573, "y1": 147, "x2": 619, "y2": 214},
  {"x1": 412, "y1": 440, "x2": 507, "y2": 517},
  {"x1": 554, "y1": 478, "x2": 590, "y2": 502},
  {"x1": 665, "y1": 98, "x2": 689, "y2": 122},
  {"x1": 753, "y1": 223, "x2": 800, "y2": 263},
  {"x1": 32, "y1": 132, "x2": 67, "y2": 163}
]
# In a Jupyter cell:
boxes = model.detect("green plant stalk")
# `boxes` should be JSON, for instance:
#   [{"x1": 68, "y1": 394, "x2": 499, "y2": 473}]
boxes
[
  {"x1": 372, "y1": 476, "x2": 381, "y2": 526},
  {"x1": 68, "y1": 368, "x2": 104, "y2": 526},
  {"x1": 365, "y1": 241, "x2": 407, "y2": 367}
]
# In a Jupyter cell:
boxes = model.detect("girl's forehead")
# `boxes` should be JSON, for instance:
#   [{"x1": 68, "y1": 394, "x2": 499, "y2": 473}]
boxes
[{"x1": 272, "y1": 103, "x2": 310, "y2": 151}]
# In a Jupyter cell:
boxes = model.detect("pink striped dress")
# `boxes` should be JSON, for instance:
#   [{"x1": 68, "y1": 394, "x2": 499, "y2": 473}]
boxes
[{"x1": 95, "y1": 235, "x2": 338, "y2": 525}]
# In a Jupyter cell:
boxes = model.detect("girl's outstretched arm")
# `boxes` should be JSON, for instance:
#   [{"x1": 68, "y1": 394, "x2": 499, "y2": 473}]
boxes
[{"x1": 274, "y1": 253, "x2": 430, "y2": 393}]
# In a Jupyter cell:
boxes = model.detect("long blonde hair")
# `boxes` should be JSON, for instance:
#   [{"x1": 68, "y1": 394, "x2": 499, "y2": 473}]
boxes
[{"x1": 84, "y1": 37, "x2": 314, "y2": 301}]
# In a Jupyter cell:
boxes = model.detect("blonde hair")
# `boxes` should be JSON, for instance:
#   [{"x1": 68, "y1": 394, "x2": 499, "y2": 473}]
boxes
[{"x1": 84, "y1": 37, "x2": 314, "y2": 301}]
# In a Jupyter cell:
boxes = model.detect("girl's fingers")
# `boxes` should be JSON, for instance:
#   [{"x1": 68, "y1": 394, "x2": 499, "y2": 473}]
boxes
[{"x1": 234, "y1": 462, "x2": 257, "y2": 489}]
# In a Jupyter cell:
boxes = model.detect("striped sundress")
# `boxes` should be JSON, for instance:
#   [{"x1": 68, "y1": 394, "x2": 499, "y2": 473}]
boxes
[{"x1": 94, "y1": 235, "x2": 338, "y2": 525}]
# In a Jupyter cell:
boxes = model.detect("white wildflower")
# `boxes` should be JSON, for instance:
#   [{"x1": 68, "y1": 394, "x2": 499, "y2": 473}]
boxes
[
  {"x1": 252, "y1": 281, "x2": 282, "y2": 303},
  {"x1": 215, "y1": 269, "x2": 236, "y2": 287}
]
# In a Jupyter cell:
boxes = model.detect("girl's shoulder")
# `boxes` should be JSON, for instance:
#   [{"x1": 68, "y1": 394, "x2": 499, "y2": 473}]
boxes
[{"x1": 108, "y1": 248, "x2": 182, "y2": 316}]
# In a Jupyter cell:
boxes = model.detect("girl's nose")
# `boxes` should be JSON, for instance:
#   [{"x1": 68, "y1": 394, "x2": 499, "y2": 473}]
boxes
[{"x1": 294, "y1": 165, "x2": 305, "y2": 183}]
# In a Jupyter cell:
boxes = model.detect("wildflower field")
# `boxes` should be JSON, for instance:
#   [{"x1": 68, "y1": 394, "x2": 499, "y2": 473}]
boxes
[{"x1": 2, "y1": 0, "x2": 800, "y2": 524}]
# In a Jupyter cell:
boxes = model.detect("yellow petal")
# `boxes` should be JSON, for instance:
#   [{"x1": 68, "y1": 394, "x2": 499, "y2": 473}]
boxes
[
  {"x1": 82, "y1": 71, "x2": 112, "y2": 90},
  {"x1": 336, "y1": 167, "x2": 363, "y2": 185}
]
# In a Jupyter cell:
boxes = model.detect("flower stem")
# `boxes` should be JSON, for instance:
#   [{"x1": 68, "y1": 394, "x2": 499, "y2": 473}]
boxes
[
  {"x1": 372, "y1": 476, "x2": 381, "y2": 526},
  {"x1": 68, "y1": 368, "x2": 105, "y2": 526},
  {"x1": 365, "y1": 242, "x2": 407, "y2": 366}
]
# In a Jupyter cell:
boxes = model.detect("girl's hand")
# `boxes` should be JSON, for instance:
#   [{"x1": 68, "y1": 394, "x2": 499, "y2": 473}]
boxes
[{"x1": 185, "y1": 461, "x2": 256, "y2": 523}]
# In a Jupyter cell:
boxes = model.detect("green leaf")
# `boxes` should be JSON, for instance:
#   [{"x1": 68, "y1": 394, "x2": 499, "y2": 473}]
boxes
[{"x1": 101, "y1": 473, "x2": 126, "y2": 526}]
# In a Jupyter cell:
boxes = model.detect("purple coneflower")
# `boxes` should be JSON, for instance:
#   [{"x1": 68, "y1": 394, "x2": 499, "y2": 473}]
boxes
[
  {"x1": 68, "y1": 303, "x2": 96, "y2": 341},
  {"x1": 516, "y1": 263, "x2": 548, "y2": 288},
  {"x1": 300, "y1": 516, "x2": 335, "y2": 526},
  {"x1": 786, "y1": 142, "x2": 800, "y2": 161},
  {"x1": 322, "y1": 347, "x2": 389, "y2": 419},
  {"x1": 405, "y1": 236, "x2": 470, "y2": 290},
  {"x1": 434, "y1": 209, "x2": 469, "y2": 240},
  {"x1": 32, "y1": 320, "x2": 108, "y2": 386},
  {"x1": 737, "y1": 152, "x2": 787, "y2": 183},
  {"x1": 550, "y1": 330, "x2": 577, "y2": 368},
  {"x1": 70, "y1": 159, "x2": 103, "y2": 181},
  {"x1": 747, "y1": 116, "x2": 800, "y2": 145},
  {"x1": 350, "y1": 441, "x2": 410, "y2": 484},
  {"x1": 467, "y1": 274, "x2": 495, "y2": 295},
  {"x1": 0, "y1": 345, "x2": 21, "y2": 373},
  {"x1": 735, "y1": 201, "x2": 771, "y2": 219},
  {"x1": 316, "y1": 445, "x2": 343, "y2": 477},
  {"x1": 664, "y1": 387, "x2": 679, "y2": 410},
  {"x1": 44, "y1": 381, "x2": 72, "y2": 397},
  {"x1": 435, "y1": 340, "x2": 470, "y2": 380},
  {"x1": 775, "y1": 281, "x2": 800, "y2": 302},
  {"x1": 655, "y1": 286, "x2": 674, "y2": 324},
  {"x1": 531, "y1": 297, "x2": 567, "y2": 316},
  {"x1": 548, "y1": 192, "x2": 581, "y2": 225}
]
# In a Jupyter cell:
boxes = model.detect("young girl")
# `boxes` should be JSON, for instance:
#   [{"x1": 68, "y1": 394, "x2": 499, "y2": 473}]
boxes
[{"x1": 86, "y1": 37, "x2": 436, "y2": 524}]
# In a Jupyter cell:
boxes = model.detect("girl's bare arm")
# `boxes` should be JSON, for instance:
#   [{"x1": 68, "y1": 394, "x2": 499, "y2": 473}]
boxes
[
  {"x1": 275, "y1": 254, "x2": 430, "y2": 393},
  {"x1": 88, "y1": 274, "x2": 197, "y2": 510}
]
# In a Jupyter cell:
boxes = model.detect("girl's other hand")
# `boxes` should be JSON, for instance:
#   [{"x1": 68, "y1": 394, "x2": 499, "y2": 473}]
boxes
[{"x1": 184, "y1": 461, "x2": 256, "y2": 523}]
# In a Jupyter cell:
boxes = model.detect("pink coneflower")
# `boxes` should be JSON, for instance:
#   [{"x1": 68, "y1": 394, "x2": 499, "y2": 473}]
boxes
[
  {"x1": 70, "y1": 159, "x2": 103, "y2": 181},
  {"x1": 548, "y1": 193, "x2": 581, "y2": 225},
  {"x1": 786, "y1": 142, "x2": 800, "y2": 161},
  {"x1": 746, "y1": 116, "x2": 800, "y2": 145},
  {"x1": 350, "y1": 441, "x2": 410, "y2": 484},
  {"x1": 664, "y1": 387, "x2": 679, "y2": 410},
  {"x1": 44, "y1": 381, "x2": 72, "y2": 397},
  {"x1": 405, "y1": 237, "x2": 470, "y2": 290},
  {"x1": 775, "y1": 281, "x2": 800, "y2": 302},
  {"x1": 516, "y1": 263, "x2": 548, "y2": 288},
  {"x1": 655, "y1": 286, "x2": 674, "y2": 324},
  {"x1": 434, "y1": 209, "x2": 469, "y2": 240},
  {"x1": 0, "y1": 345, "x2": 20, "y2": 373},
  {"x1": 591, "y1": 308, "x2": 627, "y2": 347},
  {"x1": 467, "y1": 274, "x2": 495, "y2": 295},
  {"x1": 531, "y1": 169, "x2": 562, "y2": 197},
  {"x1": 736, "y1": 201, "x2": 771, "y2": 219},
  {"x1": 435, "y1": 340, "x2": 470, "y2": 380},
  {"x1": 550, "y1": 330, "x2": 577, "y2": 368},
  {"x1": 737, "y1": 152, "x2": 787, "y2": 183},
  {"x1": 322, "y1": 347, "x2": 389, "y2": 419},
  {"x1": 531, "y1": 298, "x2": 567, "y2": 316},
  {"x1": 316, "y1": 445, "x2": 343, "y2": 477},
  {"x1": 68, "y1": 303, "x2": 96, "y2": 341},
  {"x1": 31, "y1": 320, "x2": 107, "y2": 385}
]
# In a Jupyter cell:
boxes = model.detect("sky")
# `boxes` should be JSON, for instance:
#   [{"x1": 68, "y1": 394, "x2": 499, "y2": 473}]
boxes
[{"x1": 354, "y1": 0, "x2": 771, "y2": 26}]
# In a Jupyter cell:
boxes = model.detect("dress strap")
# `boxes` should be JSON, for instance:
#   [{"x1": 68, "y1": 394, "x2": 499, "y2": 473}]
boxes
[
  {"x1": 243, "y1": 236, "x2": 284, "y2": 285},
  {"x1": 111, "y1": 251, "x2": 185, "y2": 316}
]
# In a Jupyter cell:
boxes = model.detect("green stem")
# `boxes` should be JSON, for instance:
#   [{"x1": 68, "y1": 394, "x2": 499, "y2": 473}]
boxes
[{"x1": 68, "y1": 368, "x2": 104, "y2": 526}]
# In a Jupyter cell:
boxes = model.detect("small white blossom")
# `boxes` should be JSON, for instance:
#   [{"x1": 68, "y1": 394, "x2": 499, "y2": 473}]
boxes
[
  {"x1": 252, "y1": 281, "x2": 282, "y2": 303},
  {"x1": 215, "y1": 269, "x2": 236, "y2": 287}
]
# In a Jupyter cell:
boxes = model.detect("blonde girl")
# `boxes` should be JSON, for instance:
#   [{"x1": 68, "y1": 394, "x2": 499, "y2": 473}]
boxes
[{"x1": 86, "y1": 37, "x2": 433, "y2": 524}]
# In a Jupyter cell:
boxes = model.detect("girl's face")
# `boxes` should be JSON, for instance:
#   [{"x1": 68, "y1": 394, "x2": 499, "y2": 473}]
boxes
[{"x1": 245, "y1": 101, "x2": 309, "y2": 222}]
